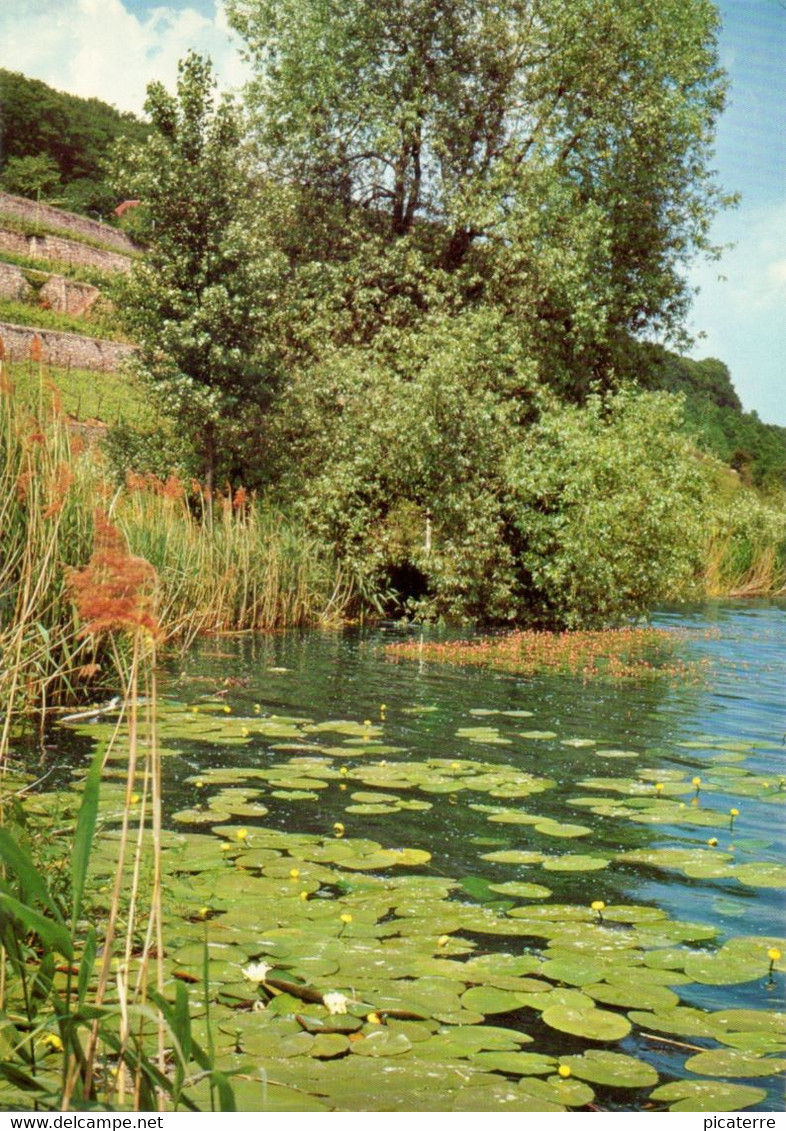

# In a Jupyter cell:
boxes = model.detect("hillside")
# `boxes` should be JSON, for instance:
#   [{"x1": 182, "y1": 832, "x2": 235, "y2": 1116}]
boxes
[
  {"x1": 0, "y1": 69, "x2": 149, "y2": 217},
  {"x1": 636, "y1": 344, "x2": 786, "y2": 489}
]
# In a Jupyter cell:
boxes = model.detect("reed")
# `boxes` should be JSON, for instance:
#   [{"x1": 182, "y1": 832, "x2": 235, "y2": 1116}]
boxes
[
  {"x1": 702, "y1": 489, "x2": 786, "y2": 597},
  {"x1": 0, "y1": 354, "x2": 350, "y2": 722}
]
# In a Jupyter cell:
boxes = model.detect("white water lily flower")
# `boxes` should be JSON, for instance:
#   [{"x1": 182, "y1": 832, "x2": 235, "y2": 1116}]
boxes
[
  {"x1": 242, "y1": 961, "x2": 272, "y2": 984},
  {"x1": 322, "y1": 992, "x2": 349, "y2": 1015}
]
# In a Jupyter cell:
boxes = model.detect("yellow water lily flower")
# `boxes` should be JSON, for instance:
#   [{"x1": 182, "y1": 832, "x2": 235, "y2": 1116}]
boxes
[
  {"x1": 333, "y1": 822, "x2": 345, "y2": 837},
  {"x1": 590, "y1": 900, "x2": 605, "y2": 912},
  {"x1": 558, "y1": 1065, "x2": 571, "y2": 1079},
  {"x1": 340, "y1": 913, "x2": 353, "y2": 924},
  {"x1": 289, "y1": 868, "x2": 300, "y2": 879},
  {"x1": 38, "y1": 1033, "x2": 64, "y2": 1053},
  {"x1": 707, "y1": 838, "x2": 718, "y2": 847},
  {"x1": 236, "y1": 828, "x2": 249, "y2": 840},
  {"x1": 437, "y1": 935, "x2": 450, "y2": 948},
  {"x1": 223, "y1": 705, "x2": 231, "y2": 714},
  {"x1": 768, "y1": 948, "x2": 781, "y2": 962},
  {"x1": 367, "y1": 1011, "x2": 382, "y2": 1024}
]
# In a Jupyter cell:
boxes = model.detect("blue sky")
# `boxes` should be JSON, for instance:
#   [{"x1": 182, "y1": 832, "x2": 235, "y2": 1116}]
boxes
[{"x1": 4, "y1": 0, "x2": 784, "y2": 424}]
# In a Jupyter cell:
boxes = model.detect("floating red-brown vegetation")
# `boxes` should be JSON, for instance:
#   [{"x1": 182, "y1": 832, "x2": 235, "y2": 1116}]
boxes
[{"x1": 385, "y1": 626, "x2": 707, "y2": 681}]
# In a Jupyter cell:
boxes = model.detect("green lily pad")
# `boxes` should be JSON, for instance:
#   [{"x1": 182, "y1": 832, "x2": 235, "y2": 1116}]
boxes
[
  {"x1": 559, "y1": 1050, "x2": 658, "y2": 1088},
  {"x1": 541, "y1": 1003, "x2": 631, "y2": 1041},
  {"x1": 349, "y1": 1029, "x2": 412, "y2": 1057},
  {"x1": 470, "y1": 1051, "x2": 556, "y2": 1076},
  {"x1": 650, "y1": 1081, "x2": 768, "y2": 1112},
  {"x1": 461, "y1": 986, "x2": 527, "y2": 1015},
  {"x1": 684, "y1": 948, "x2": 768, "y2": 985},
  {"x1": 683, "y1": 1050, "x2": 786, "y2": 1078},
  {"x1": 481, "y1": 850, "x2": 545, "y2": 864},
  {"x1": 732, "y1": 862, "x2": 786, "y2": 888},
  {"x1": 541, "y1": 855, "x2": 610, "y2": 872},
  {"x1": 488, "y1": 881, "x2": 552, "y2": 899}
]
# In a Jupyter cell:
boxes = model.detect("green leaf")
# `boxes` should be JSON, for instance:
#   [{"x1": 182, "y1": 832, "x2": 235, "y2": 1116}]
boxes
[
  {"x1": 0, "y1": 891, "x2": 73, "y2": 959},
  {"x1": 0, "y1": 827, "x2": 62, "y2": 922}
]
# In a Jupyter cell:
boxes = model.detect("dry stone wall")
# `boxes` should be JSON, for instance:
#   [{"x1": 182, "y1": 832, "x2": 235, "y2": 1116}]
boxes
[
  {"x1": 0, "y1": 321, "x2": 135, "y2": 372},
  {"x1": 0, "y1": 192, "x2": 137, "y2": 254},
  {"x1": 0, "y1": 261, "x2": 100, "y2": 314},
  {"x1": 0, "y1": 226, "x2": 132, "y2": 273}
]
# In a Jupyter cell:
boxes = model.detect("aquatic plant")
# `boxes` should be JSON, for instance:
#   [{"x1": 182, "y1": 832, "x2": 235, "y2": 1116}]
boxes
[{"x1": 385, "y1": 625, "x2": 706, "y2": 682}]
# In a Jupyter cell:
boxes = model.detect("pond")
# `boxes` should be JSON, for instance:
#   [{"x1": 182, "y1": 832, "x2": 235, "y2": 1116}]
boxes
[{"x1": 49, "y1": 601, "x2": 786, "y2": 1111}]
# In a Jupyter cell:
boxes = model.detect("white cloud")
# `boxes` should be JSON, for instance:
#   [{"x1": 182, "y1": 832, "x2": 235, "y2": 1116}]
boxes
[
  {"x1": 686, "y1": 199, "x2": 786, "y2": 424},
  {"x1": 0, "y1": 0, "x2": 251, "y2": 113}
]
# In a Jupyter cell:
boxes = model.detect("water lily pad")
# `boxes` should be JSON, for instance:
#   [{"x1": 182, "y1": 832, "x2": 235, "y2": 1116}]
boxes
[
  {"x1": 541, "y1": 1003, "x2": 631, "y2": 1041},
  {"x1": 481, "y1": 850, "x2": 545, "y2": 864},
  {"x1": 559, "y1": 1050, "x2": 658, "y2": 1088},
  {"x1": 650, "y1": 1081, "x2": 767, "y2": 1112},
  {"x1": 683, "y1": 948, "x2": 767, "y2": 985},
  {"x1": 520, "y1": 731, "x2": 558, "y2": 740},
  {"x1": 683, "y1": 1050, "x2": 786, "y2": 1078},
  {"x1": 470, "y1": 1051, "x2": 556, "y2": 1076},
  {"x1": 461, "y1": 986, "x2": 527, "y2": 1015},
  {"x1": 583, "y1": 981, "x2": 679, "y2": 1011},
  {"x1": 310, "y1": 1033, "x2": 351, "y2": 1059},
  {"x1": 349, "y1": 1029, "x2": 412, "y2": 1057},
  {"x1": 731, "y1": 862, "x2": 786, "y2": 888},
  {"x1": 539, "y1": 957, "x2": 606, "y2": 986},
  {"x1": 541, "y1": 855, "x2": 610, "y2": 872},
  {"x1": 488, "y1": 881, "x2": 552, "y2": 899}
]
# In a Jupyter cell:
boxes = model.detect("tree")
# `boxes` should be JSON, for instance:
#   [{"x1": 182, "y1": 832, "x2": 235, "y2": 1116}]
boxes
[
  {"x1": 228, "y1": 0, "x2": 731, "y2": 391},
  {"x1": 0, "y1": 69, "x2": 149, "y2": 213},
  {"x1": 113, "y1": 52, "x2": 285, "y2": 501},
  {"x1": 0, "y1": 154, "x2": 61, "y2": 199}
]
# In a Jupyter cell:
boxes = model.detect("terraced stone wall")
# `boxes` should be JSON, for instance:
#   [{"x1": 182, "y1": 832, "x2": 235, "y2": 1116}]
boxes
[
  {"x1": 0, "y1": 191, "x2": 136, "y2": 254},
  {"x1": 0, "y1": 261, "x2": 100, "y2": 314},
  {"x1": 0, "y1": 321, "x2": 135, "y2": 371},
  {"x1": 0, "y1": 227, "x2": 132, "y2": 274}
]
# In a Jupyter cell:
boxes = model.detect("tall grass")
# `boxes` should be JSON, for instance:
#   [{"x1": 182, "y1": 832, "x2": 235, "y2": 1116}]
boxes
[
  {"x1": 702, "y1": 488, "x2": 786, "y2": 597},
  {"x1": 0, "y1": 357, "x2": 350, "y2": 722},
  {"x1": 116, "y1": 476, "x2": 352, "y2": 646}
]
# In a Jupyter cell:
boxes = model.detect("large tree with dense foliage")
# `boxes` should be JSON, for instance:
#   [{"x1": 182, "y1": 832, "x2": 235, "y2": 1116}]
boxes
[
  {"x1": 113, "y1": 53, "x2": 285, "y2": 499},
  {"x1": 228, "y1": 0, "x2": 730, "y2": 391}
]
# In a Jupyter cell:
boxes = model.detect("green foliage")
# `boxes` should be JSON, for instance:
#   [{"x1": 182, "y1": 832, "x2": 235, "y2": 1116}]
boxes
[
  {"x1": 0, "y1": 297, "x2": 124, "y2": 341},
  {"x1": 635, "y1": 344, "x2": 786, "y2": 489},
  {"x1": 271, "y1": 308, "x2": 536, "y2": 618},
  {"x1": 5, "y1": 361, "x2": 148, "y2": 426},
  {"x1": 0, "y1": 155, "x2": 61, "y2": 199},
  {"x1": 506, "y1": 390, "x2": 712, "y2": 628},
  {"x1": 113, "y1": 52, "x2": 285, "y2": 490},
  {"x1": 0, "y1": 69, "x2": 149, "y2": 213},
  {"x1": 229, "y1": 0, "x2": 731, "y2": 391},
  {"x1": 271, "y1": 312, "x2": 715, "y2": 625}
]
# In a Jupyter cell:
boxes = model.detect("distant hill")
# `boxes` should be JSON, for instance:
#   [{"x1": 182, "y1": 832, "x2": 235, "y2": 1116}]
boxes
[
  {"x1": 0, "y1": 70, "x2": 149, "y2": 218},
  {"x1": 636, "y1": 344, "x2": 786, "y2": 490}
]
